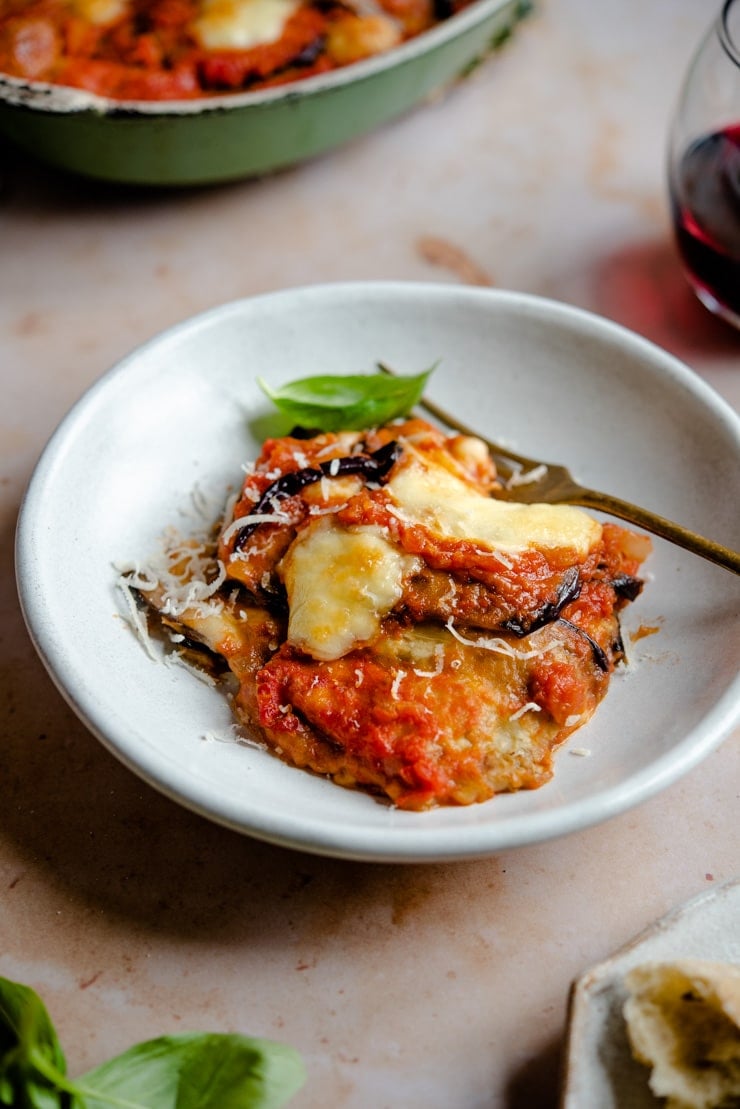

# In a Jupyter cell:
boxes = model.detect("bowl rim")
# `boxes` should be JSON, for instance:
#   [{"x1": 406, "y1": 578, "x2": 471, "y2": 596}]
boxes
[
  {"x1": 0, "y1": 0, "x2": 522, "y2": 116},
  {"x1": 14, "y1": 280, "x2": 740, "y2": 861}
]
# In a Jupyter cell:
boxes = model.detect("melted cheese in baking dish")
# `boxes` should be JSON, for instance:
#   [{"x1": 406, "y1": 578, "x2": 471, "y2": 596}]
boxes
[
  {"x1": 192, "y1": 0, "x2": 302, "y2": 50},
  {"x1": 72, "y1": 0, "x2": 129, "y2": 24},
  {"x1": 389, "y1": 449, "x2": 601, "y2": 557}
]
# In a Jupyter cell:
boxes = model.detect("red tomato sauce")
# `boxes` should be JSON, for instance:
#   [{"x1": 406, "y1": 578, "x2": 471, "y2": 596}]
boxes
[
  {"x1": 255, "y1": 645, "x2": 489, "y2": 808},
  {"x1": 0, "y1": 0, "x2": 474, "y2": 100}
]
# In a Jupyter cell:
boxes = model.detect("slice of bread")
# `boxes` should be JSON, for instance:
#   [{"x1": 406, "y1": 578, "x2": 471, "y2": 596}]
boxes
[{"x1": 623, "y1": 959, "x2": 740, "y2": 1108}]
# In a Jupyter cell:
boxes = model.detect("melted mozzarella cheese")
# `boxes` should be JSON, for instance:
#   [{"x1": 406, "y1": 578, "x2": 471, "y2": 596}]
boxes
[
  {"x1": 73, "y1": 0, "x2": 129, "y2": 24},
  {"x1": 280, "y1": 517, "x2": 420, "y2": 661},
  {"x1": 279, "y1": 447, "x2": 601, "y2": 661},
  {"x1": 388, "y1": 450, "x2": 601, "y2": 557},
  {"x1": 192, "y1": 0, "x2": 301, "y2": 50},
  {"x1": 325, "y1": 12, "x2": 401, "y2": 66}
]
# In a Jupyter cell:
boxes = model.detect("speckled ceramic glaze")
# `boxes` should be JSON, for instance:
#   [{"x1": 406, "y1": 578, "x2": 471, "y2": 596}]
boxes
[{"x1": 0, "y1": 0, "x2": 523, "y2": 186}]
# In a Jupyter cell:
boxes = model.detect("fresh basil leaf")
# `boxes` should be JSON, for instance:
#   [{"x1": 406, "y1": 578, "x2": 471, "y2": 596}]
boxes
[
  {"x1": 76, "y1": 1032, "x2": 305, "y2": 1109},
  {"x1": 0, "y1": 978, "x2": 304, "y2": 1109},
  {"x1": 258, "y1": 368, "x2": 433, "y2": 431},
  {"x1": 0, "y1": 977, "x2": 68, "y2": 1109}
]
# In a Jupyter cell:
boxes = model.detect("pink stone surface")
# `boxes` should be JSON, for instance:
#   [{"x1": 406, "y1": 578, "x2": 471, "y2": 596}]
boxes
[{"x1": 1, "y1": 2, "x2": 738, "y2": 1106}]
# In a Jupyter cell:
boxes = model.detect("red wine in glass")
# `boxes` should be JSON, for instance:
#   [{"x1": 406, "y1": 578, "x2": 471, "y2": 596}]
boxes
[{"x1": 669, "y1": 122, "x2": 740, "y2": 326}]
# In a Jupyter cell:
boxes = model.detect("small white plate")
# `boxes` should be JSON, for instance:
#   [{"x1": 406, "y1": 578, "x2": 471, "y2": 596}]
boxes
[
  {"x1": 15, "y1": 283, "x2": 740, "y2": 862},
  {"x1": 562, "y1": 876, "x2": 740, "y2": 1108}
]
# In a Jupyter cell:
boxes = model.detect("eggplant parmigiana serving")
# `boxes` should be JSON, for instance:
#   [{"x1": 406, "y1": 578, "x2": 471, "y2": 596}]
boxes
[{"x1": 123, "y1": 416, "x2": 651, "y2": 810}]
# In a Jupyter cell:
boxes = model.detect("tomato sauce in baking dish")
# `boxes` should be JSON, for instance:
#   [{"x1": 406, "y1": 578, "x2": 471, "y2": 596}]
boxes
[
  {"x1": 122, "y1": 415, "x2": 651, "y2": 811},
  {"x1": 0, "y1": 0, "x2": 477, "y2": 99}
]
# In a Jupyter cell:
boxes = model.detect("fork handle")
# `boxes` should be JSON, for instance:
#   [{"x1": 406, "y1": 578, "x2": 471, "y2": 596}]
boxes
[{"x1": 573, "y1": 488, "x2": 740, "y2": 575}]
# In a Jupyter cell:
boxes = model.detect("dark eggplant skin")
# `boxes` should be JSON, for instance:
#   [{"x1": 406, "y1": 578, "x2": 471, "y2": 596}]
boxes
[
  {"x1": 502, "y1": 568, "x2": 644, "y2": 650},
  {"x1": 292, "y1": 35, "x2": 326, "y2": 67},
  {"x1": 502, "y1": 566, "x2": 582, "y2": 637},
  {"x1": 232, "y1": 440, "x2": 402, "y2": 551},
  {"x1": 611, "y1": 574, "x2": 644, "y2": 601},
  {"x1": 559, "y1": 617, "x2": 610, "y2": 672}
]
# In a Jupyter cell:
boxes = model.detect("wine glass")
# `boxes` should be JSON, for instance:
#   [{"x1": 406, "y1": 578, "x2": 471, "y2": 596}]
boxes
[{"x1": 668, "y1": 0, "x2": 740, "y2": 329}]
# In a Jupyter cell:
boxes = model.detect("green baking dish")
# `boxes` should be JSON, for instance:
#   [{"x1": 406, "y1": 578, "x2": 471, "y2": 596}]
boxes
[{"x1": 0, "y1": 0, "x2": 527, "y2": 187}]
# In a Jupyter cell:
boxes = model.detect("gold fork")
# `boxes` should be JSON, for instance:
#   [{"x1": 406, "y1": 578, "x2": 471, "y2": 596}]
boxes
[{"x1": 380, "y1": 367, "x2": 740, "y2": 575}]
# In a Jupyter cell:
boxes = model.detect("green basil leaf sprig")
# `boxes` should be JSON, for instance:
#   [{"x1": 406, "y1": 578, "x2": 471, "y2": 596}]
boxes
[
  {"x1": 0, "y1": 976, "x2": 305, "y2": 1109},
  {"x1": 0, "y1": 977, "x2": 67, "y2": 1109},
  {"x1": 257, "y1": 367, "x2": 433, "y2": 431}
]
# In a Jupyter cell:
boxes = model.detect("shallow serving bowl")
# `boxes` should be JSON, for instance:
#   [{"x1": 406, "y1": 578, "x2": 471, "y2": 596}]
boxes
[
  {"x1": 0, "y1": 0, "x2": 523, "y2": 186},
  {"x1": 15, "y1": 282, "x2": 740, "y2": 862}
]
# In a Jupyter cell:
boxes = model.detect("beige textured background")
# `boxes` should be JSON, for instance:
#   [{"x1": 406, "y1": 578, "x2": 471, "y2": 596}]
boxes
[{"x1": 1, "y1": 2, "x2": 738, "y2": 1105}]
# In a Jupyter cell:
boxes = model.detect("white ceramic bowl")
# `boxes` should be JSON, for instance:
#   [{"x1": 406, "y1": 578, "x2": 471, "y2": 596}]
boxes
[{"x1": 15, "y1": 282, "x2": 740, "y2": 861}]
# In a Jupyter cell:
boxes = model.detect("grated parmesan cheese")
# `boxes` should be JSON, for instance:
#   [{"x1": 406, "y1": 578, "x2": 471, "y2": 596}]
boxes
[
  {"x1": 509, "y1": 701, "x2": 542, "y2": 721},
  {"x1": 445, "y1": 618, "x2": 556, "y2": 661},
  {"x1": 390, "y1": 669, "x2": 406, "y2": 699},
  {"x1": 412, "y1": 643, "x2": 446, "y2": 678},
  {"x1": 220, "y1": 510, "x2": 291, "y2": 546},
  {"x1": 163, "y1": 652, "x2": 217, "y2": 686},
  {"x1": 159, "y1": 558, "x2": 226, "y2": 619},
  {"x1": 490, "y1": 549, "x2": 514, "y2": 570},
  {"x1": 506, "y1": 464, "x2": 549, "y2": 488},
  {"x1": 309, "y1": 502, "x2": 349, "y2": 517},
  {"x1": 115, "y1": 574, "x2": 158, "y2": 661}
]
